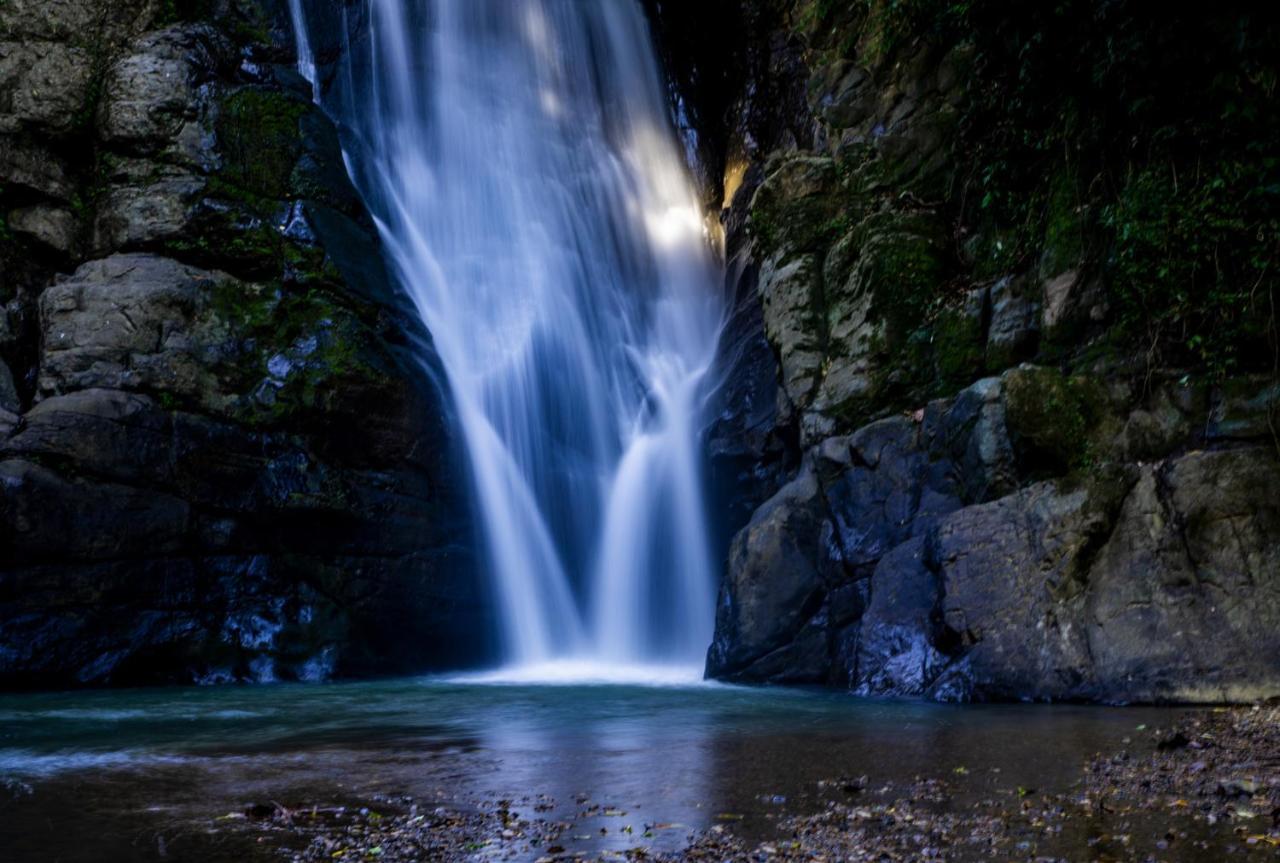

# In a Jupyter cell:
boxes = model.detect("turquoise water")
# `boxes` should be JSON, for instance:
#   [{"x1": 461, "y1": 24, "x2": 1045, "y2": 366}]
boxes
[{"x1": 0, "y1": 679, "x2": 1175, "y2": 861}]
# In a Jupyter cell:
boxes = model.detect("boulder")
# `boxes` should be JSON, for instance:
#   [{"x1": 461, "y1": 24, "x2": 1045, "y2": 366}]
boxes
[
  {"x1": 97, "y1": 26, "x2": 225, "y2": 159},
  {"x1": 92, "y1": 165, "x2": 207, "y2": 252},
  {"x1": 852, "y1": 537, "x2": 950, "y2": 695},
  {"x1": 706, "y1": 467, "x2": 832, "y2": 679},
  {"x1": 8, "y1": 203, "x2": 79, "y2": 254},
  {"x1": 930, "y1": 479, "x2": 1113, "y2": 700},
  {"x1": 708, "y1": 352, "x2": 1280, "y2": 703},
  {"x1": 38, "y1": 254, "x2": 240, "y2": 409},
  {"x1": 0, "y1": 41, "x2": 93, "y2": 136},
  {"x1": 1083, "y1": 450, "x2": 1280, "y2": 702},
  {"x1": 707, "y1": 376, "x2": 1015, "y2": 684},
  {"x1": 986, "y1": 276, "x2": 1040, "y2": 370},
  {"x1": 756, "y1": 252, "x2": 825, "y2": 413}
]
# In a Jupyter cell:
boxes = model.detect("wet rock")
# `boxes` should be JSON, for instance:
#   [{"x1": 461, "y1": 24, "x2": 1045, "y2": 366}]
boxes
[
  {"x1": 707, "y1": 467, "x2": 830, "y2": 679},
  {"x1": 709, "y1": 376, "x2": 1018, "y2": 685},
  {"x1": 1083, "y1": 449, "x2": 1280, "y2": 702},
  {"x1": 929, "y1": 479, "x2": 1112, "y2": 701},
  {"x1": 706, "y1": 244, "x2": 795, "y2": 556},
  {"x1": 925, "y1": 376, "x2": 1016, "y2": 503},
  {"x1": 853, "y1": 537, "x2": 950, "y2": 696},
  {"x1": 821, "y1": 417, "x2": 933, "y2": 569},
  {"x1": 97, "y1": 26, "x2": 226, "y2": 160},
  {"x1": 92, "y1": 165, "x2": 207, "y2": 252},
  {"x1": 5, "y1": 389, "x2": 168, "y2": 479},
  {"x1": 685, "y1": 0, "x2": 1280, "y2": 705}
]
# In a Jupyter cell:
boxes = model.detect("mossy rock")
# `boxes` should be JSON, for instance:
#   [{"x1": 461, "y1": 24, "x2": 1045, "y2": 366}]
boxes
[
  {"x1": 932, "y1": 305, "x2": 985, "y2": 390},
  {"x1": 856, "y1": 213, "x2": 949, "y2": 345},
  {"x1": 810, "y1": 210, "x2": 955, "y2": 432},
  {"x1": 1003, "y1": 366, "x2": 1109, "y2": 473},
  {"x1": 748, "y1": 155, "x2": 844, "y2": 259},
  {"x1": 199, "y1": 268, "x2": 390, "y2": 431},
  {"x1": 216, "y1": 88, "x2": 308, "y2": 204}
]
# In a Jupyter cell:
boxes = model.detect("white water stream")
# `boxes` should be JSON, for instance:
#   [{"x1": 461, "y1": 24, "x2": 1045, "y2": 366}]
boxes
[{"x1": 289, "y1": 1, "x2": 724, "y2": 673}]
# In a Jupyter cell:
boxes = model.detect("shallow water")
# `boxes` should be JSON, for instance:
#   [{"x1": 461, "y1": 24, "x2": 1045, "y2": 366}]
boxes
[{"x1": 0, "y1": 678, "x2": 1188, "y2": 861}]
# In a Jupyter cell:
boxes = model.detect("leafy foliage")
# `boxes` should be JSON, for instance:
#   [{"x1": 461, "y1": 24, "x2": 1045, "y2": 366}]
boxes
[{"x1": 844, "y1": 0, "x2": 1280, "y2": 377}]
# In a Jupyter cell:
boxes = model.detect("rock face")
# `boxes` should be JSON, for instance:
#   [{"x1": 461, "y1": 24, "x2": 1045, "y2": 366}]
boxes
[
  {"x1": 708, "y1": 368, "x2": 1280, "y2": 702},
  {"x1": 682, "y1": 0, "x2": 1280, "y2": 702},
  {"x1": 4, "y1": 0, "x2": 1277, "y2": 703},
  {"x1": 0, "y1": 0, "x2": 485, "y2": 688}
]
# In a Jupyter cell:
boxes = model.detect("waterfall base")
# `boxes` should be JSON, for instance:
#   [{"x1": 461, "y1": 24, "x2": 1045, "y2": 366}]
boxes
[{"x1": 447, "y1": 659, "x2": 709, "y2": 687}]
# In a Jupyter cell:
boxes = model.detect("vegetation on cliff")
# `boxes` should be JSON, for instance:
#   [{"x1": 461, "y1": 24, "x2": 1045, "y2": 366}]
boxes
[
  {"x1": 796, "y1": 0, "x2": 1279, "y2": 384},
  {"x1": 697, "y1": 0, "x2": 1280, "y2": 699}
]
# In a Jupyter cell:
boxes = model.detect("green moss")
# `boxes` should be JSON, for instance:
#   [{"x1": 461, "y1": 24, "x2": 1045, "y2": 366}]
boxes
[
  {"x1": 207, "y1": 275, "x2": 384, "y2": 429},
  {"x1": 256, "y1": 321, "x2": 386, "y2": 428},
  {"x1": 191, "y1": 89, "x2": 343, "y2": 283},
  {"x1": 751, "y1": 149, "x2": 961, "y2": 425},
  {"x1": 210, "y1": 277, "x2": 280, "y2": 332},
  {"x1": 217, "y1": 89, "x2": 308, "y2": 204},
  {"x1": 748, "y1": 156, "x2": 846, "y2": 260},
  {"x1": 175, "y1": 205, "x2": 320, "y2": 285},
  {"x1": 829, "y1": 213, "x2": 962, "y2": 425},
  {"x1": 794, "y1": 0, "x2": 865, "y2": 60},
  {"x1": 933, "y1": 307, "x2": 985, "y2": 389},
  {"x1": 862, "y1": 221, "x2": 949, "y2": 343},
  {"x1": 838, "y1": 3, "x2": 1277, "y2": 381},
  {"x1": 963, "y1": 4, "x2": 1276, "y2": 376},
  {"x1": 1039, "y1": 170, "x2": 1086, "y2": 279},
  {"x1": 1004, "y1": 366, "x2": 1106, "y2": 472},
  {"x1": 856, "y1": 0, "x2": 970, "y2": 66}
]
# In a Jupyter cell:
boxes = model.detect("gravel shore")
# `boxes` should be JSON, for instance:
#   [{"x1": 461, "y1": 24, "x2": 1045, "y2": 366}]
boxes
[{"x1": 232, "y1": 705, "x2": 1280, "y2": 862}]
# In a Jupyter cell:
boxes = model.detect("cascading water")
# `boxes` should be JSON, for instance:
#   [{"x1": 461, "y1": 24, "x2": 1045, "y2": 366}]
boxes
[
  {"x1": 292, "y1": 1, "x2": 724, "y2": 676},
  {"x1": 285, "y1": 0, "x2": 316, "y2": 96}
]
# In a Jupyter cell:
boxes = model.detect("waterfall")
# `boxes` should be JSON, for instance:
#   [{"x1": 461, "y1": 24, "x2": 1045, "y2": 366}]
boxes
[
  {"x1": 291, "y1": 1, "x2": 724, "y2": 674},
  {"x1": 285, "y1": 0, "x2": 317, "y2": 97}
]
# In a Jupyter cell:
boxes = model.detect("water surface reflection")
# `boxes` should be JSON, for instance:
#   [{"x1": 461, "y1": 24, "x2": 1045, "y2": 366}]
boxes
[{"x1": 0, "y1": 679, "x2": 1178, "y2": 861}]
